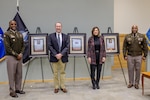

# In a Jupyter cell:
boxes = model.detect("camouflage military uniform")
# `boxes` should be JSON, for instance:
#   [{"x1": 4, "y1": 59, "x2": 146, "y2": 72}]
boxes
[
  {"x1": 4, "y1": 29, "x2": 24, "y2": 57},
  {"x1": 4, "y1": 29, "x2": 24, "y2": 92},
  {"x1": 123, "y1": 32, "x2": 148, "y2": 85}
]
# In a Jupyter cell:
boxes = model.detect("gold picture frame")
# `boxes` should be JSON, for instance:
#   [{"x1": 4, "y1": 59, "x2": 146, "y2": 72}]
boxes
[
  {"x1": 102, "y1": 33, "x2": 120, "y2": 54},
  {"x1": 29, "y1": 33, "x2": 48, "y2": 57},
  {"x1": 68, "y1": 33, "x2": 86, "y2": 55}
]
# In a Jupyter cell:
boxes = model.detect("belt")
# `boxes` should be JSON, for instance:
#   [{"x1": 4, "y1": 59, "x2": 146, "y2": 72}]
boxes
[{"x1": 95, "y1": 50, "x2": 99, "y2": 53}]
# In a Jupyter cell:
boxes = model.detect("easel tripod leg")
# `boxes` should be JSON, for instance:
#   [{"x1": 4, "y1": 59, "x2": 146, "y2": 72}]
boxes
[
  {"x1": 73, "y1": 56, "x2": 75, "y2": 82},
  {"x1": 48, "y1": 57, "x2": 53, "y2": 74},
  {"x1": 102, "y1": 63, "x2": 105, "y2": 80},
  {"x1": 84, "y1": 56, "x2": 90, "y2": 76},
  {"x1": 40, "y1": 57, "x2": 44, "y2": 82},
  {"x1": 117, "y1": 55, "x2": 127, "y2": 85},
  {"x1": 22, "y1": 60, "x2": 31, "y2": 91}
]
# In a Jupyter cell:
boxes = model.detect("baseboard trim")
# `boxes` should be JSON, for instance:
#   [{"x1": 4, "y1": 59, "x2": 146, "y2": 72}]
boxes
[{"x1": 0, "y1": 76, "x2": 112, "y2": 85}]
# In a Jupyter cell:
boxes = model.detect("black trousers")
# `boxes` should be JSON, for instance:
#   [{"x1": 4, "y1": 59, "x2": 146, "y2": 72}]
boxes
[{"x1": 90, "y1": 64, "x2": 102, "y2": 85}]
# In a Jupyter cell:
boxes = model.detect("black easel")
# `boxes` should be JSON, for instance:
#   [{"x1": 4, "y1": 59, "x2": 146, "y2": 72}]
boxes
[
  {"x1": 102, "y1": 27, "x2": 127, "y2": 85},
  {"x1": 117, "y1": 55, "x2": 127, "y2": 85},
  {"x1": 22, "y1": 27, "x2": 53, "y2": 91},
  {"x1": 22, "y1": 55, "x2": 52, "y2": 91},
  {"x1": 36, "y1": 27, "x2": 44, "y2": 83},
  {"x1": 70, "y1": 27, "x2": 90, "y2": 82},
  {"x1": 102, "y1": 27, "x2": 112, "y2": 79}
]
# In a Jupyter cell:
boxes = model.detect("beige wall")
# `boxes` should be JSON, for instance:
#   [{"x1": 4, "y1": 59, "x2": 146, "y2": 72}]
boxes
[
  {"x1": 114, "y1": 0, "x2": 150, "y2": 33},
  {"x1": 114, "y1": 0, "x2": 150, "y2": 71}
]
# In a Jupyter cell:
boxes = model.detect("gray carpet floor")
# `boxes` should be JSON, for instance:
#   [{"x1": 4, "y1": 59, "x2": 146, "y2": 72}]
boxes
[{"x1": 0, "y1": 69, "x2": 150, "y2": 100}]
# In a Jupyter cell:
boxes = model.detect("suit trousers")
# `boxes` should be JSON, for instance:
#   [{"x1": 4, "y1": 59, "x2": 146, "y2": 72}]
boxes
[
  {"x1": 51, "y1": 59, "x2": 66, "y2": 89},
  {"x1": 127, "y1": 55, "x2": 142, "y2": 85},
  {"x1": 6, "y1": 56, "x2": 22, "y2": 92}
]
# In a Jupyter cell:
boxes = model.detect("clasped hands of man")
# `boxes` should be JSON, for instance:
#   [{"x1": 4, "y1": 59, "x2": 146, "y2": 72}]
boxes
[{"x1": 55, "y1": 53, "x2": 63, "y2": 60}]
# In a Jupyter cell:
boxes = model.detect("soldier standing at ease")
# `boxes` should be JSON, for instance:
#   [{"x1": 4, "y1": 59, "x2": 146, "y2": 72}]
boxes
[
  {"x1": 4, "y1": 20, "x2": 25, "y2": 98},
  {"x1": 123, "y1": 25, "x2": 148, "y2": 89}
]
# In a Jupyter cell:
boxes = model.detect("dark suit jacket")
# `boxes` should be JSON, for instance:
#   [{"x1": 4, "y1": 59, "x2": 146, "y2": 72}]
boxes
[
  {"x1": 87, "y1": 36, "x2": 106, "y2": 64},
  {"x1": 48, "y1": 33, "x2": 69, "y2": 63}
]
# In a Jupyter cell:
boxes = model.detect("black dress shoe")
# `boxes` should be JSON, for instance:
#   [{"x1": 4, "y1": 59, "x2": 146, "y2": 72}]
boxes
[
  {"x1": 15, "y1": 90, "x2": 25, "y2": 94},
  {"x1": 93, "y1": 86, "x2": 96, "y2": 89},
  {"x1": 10, "y1": 92, "x2": 18, "y2": 98},
  {"x1": 96, "y1": 84, "x2": 100, "y2": 89},
  {"x1": 92, "y1": 85, "x2": 96, "y2": 89},
  {"x1": 96, "y1": 82, "x2": 100, "y2": 89},
  {"x1": 92, "y1": 80, "x2": 96, "y2": 89}
]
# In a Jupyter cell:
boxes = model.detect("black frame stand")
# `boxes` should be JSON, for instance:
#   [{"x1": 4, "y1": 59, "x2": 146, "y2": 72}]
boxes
[
  {"x1": 22, "y1": 56, "x2": 53, "y2": 91},
  {"x1": 22, "y1": 27, "x2": 53, "y2": 91},
  {"x1": 102, "y1": 27, "x2": 127, "y2": 85},
  {"x1": 117, "y1": 55, "x2": 127, "y2": 85},
  {"x1": 69, "y1": 55, "x2": 90, "y2": 82},
  {"x1": 102, "y1": 62, "x2": 105, "y2": 80},
  {"x1": 102, "y1": 27, "x2": 112, "y2": 79},
  {"x1": 70, "y1": 27, "x2": 90, "y2": 82}
]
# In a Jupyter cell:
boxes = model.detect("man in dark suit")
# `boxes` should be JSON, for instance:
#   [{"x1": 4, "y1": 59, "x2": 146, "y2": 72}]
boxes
[{"x1": 48, "y1": 22, "x2": 69, "y2": 93}]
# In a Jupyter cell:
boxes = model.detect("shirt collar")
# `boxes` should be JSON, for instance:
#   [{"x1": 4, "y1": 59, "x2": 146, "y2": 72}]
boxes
[
  {"x1": 10, "y1": 29, "x2": 17, "y2": 33},
  {"x1": 56, "y1": 32, "x2": 62, "y2": 37}
]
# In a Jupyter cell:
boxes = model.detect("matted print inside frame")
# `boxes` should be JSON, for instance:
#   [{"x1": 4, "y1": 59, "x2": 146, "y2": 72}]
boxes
[
  {"x1": 102, "y1": 33, "x2": 120, "y2": 54},
  {"x1": 29, "y1": 33, "x2": 48, "y2": 57},
  {"x1": 68, "y1": 33, "x2": 86, "y2": 55}
]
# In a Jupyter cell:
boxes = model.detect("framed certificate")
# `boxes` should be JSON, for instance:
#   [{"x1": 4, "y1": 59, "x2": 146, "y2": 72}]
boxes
[
  {"x1": 72, "y1": 38, "x2": 82, "y2": 51},
  {"x1": 68, "y1": 33, "x2": 86, "y2": 55},
  {"x1": 102, "y1": 33, "x2": 120, "y2": 54},
  {"x1": 29, "y1": 33, "x2": 48, "y2": 57}
]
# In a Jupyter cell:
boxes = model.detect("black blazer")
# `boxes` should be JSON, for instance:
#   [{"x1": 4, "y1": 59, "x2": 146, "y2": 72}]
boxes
[{"x1": 48, "y1": 33, "x2": 69, "y2": 63}]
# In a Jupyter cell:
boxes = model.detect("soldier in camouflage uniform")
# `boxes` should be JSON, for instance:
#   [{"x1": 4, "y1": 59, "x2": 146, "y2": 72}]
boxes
[
  {"x1": 4, "y1": 20, "x2": 25, "y2": 98},
  {"x1": 123, "y1": 25, "x2": 148, "y2": 89}
]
